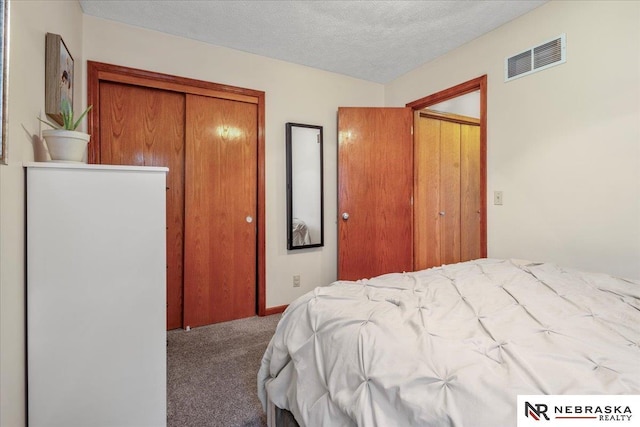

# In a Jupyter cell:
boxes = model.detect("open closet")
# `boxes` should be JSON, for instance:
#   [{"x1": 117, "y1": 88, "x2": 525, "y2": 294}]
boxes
[
  {"x1": 414, "y1": 109, "x2": 482, "y2": 269},
  {"x1": 88, "y1": 62, "x2": 266, "y2": 330},
  {"x1": 338, "y1": 76, "x2": 487, "y2": 280}
]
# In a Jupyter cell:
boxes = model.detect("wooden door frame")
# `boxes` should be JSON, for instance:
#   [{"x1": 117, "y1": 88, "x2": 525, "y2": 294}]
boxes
[
  {"x1": 87, "y1": 61, "x2": 268, "y2": 318},
  {"x1": 406, "y1": 75, "x2": 488, "y2": 260}
]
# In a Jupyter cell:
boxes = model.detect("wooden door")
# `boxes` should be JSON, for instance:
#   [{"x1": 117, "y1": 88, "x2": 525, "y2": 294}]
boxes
[
  {"x1": 440, "y1": 119, "x2": 462, "y2": 265},
  {"x1": 414, "y1": 111, "x2": 481, "y2": 269},
  {"x1": 337, "y1": 107, "x2": 413, "y2": 281},
  {"x1": 413, "y1": 112, "x2": 440, "y2": 268},
  {"x1": 460, "y1": 124, "x2": 482, "y2": 261},
  {"x1": 99, "y1": 82, "x2": 185, "y2": 330},
  {"x1": 183, "y1": 94, "x2": 257, "y2": 328}
]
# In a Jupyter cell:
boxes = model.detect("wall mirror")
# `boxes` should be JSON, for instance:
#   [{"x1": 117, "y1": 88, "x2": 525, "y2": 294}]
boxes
[{"x1": 286, "y1": 123, "x2": 324, "y2": 250}]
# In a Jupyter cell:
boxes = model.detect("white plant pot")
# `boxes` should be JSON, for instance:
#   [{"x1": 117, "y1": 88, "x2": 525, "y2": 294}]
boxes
[{"x1": 42, "y1": 129, "x2": 90, "y2": 163}]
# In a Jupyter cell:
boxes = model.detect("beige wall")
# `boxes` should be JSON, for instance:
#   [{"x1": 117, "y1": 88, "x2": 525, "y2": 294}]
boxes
[
  {"x1": 386, "y1": 0, "x2": 640, "y2": 279},
  {"x1": 81, "y1": 16, "x2": 384, "y2": 311},
  {"x1": 0, "y1": 2, "x2": 84, "y2": 426}
]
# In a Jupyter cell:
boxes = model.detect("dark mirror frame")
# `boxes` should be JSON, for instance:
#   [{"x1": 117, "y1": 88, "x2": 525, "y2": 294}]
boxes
[
  {"x1": 0, "y1": 0, "x2": 9, "y2": 165},
  {"x1": 286, "y1": 122, "x2": 324, "y2": 250}
]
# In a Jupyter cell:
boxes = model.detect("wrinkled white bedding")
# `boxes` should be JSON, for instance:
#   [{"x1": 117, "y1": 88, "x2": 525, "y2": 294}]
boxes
[{"x1": 258, "y1": 259, "x2": 640, "y2": 427}]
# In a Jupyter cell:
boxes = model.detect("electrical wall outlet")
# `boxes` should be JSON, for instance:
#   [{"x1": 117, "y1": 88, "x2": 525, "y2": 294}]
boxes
[
  {"x1": 494, "y1": 191, "x2": 504, "y2": 205},
  {"x1": 293, "y1": 275, "x2": 301, "y2": 287}
]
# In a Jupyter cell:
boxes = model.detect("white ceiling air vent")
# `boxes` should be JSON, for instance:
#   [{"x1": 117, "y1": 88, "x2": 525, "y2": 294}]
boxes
[{"x1": 505, "y1": 34, "x2": 566, "y2": 82}]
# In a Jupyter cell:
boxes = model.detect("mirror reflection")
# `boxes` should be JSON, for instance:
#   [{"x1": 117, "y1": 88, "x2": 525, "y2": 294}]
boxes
[{"x1": 286, "y1": 123, "x2": 324, "y2": 250}]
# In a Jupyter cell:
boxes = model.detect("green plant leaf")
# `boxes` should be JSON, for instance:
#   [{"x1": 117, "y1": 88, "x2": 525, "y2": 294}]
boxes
[
  {"x1": 72, "y1": 105, "x2": 93, "y2": 131},
  {"x1": 44, "y1": 100, "x2": 93, "y2": 131},
  {"x1": 37, "y1": 116, "x2": 63, "y2": 130}
]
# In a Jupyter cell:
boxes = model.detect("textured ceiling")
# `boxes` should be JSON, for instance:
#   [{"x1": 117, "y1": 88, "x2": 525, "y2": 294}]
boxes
[{"x1": 79, "y1": 0, "x2": 547, "y2": 84}]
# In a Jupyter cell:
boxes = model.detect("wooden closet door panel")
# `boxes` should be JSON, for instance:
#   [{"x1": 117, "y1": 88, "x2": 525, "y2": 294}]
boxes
[
  {"x1": 414, "y1": 115, "x2": 442, "y2": 270},
  {"x1": 99, "y1": 82, "x2": 185, "y2": 330},
  {"x1": 184, "y1": 94, "x2": 257, "y2": 327},
  {"x1": 439, "y1": 120, "x2": 461, "y2": 265},
  {"x1": 338, "y1": 107, "x2": 413, "y2": 281},
  {"x1": 460, "y1": 124, "x2": 481, "y2": 261}
]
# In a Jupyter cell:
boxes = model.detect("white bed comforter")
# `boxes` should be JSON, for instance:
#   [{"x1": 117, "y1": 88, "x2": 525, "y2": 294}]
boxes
[{"x1": 258, "y1": 259, "x2": 640, "y2": 426}]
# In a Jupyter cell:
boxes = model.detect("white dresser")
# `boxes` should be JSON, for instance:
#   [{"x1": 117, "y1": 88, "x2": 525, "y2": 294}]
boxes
[{"x1": 25, "y1": 162, "x2": 168, "y2": 427}]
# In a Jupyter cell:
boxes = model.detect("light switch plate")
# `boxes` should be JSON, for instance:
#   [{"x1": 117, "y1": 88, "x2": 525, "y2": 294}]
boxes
[{"x1": 494, "y1": 191, "x2": 503, "y2": 205}]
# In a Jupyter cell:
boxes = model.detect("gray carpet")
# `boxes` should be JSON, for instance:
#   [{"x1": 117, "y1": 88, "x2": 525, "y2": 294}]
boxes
[{"x1": 167, "y1": 314, "x2": 282, "y2": 427}]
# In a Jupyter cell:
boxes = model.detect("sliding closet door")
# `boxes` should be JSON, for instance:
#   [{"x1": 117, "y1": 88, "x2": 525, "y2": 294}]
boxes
[
  {"x1": 414, "y1": 112, "x2": 441, "y2": 268},
  {"x1": 99, "y1": 82, "x2": 185, "y2": 330},
  {"x1": 414, "y1": 112, "x2": 481, "y2": 269},
  {"x1": 439, "y1": 120, "x2": 462, "y2": 265},
  {"x1": 460, "y1": 124, "x2": 482, "y2": 261},
  {"x1": 184, "y1": 94, "x2": 257, "y2": 328},
  {"x1": 337, "y1": 107, "x2": 413, "y2": 281}
]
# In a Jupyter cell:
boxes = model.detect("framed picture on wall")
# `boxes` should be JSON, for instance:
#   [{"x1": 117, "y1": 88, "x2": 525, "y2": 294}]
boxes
[
  {"x1": 45, "y1": 32, "x2": 73, "y2": 126},
  {"x1": 0, "y1": 0, "x2": 9, "y2": 165}
]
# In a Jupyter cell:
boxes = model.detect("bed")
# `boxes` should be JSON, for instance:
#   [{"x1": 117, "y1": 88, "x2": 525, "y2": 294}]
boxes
[{"x1": 258, "y1": 258, "x2": 640, "y2": 426}]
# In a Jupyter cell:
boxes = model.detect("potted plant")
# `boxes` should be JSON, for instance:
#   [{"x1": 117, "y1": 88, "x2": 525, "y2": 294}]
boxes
[{"x1": 39, "y1": 100, "x2": 92, "y2": 162}]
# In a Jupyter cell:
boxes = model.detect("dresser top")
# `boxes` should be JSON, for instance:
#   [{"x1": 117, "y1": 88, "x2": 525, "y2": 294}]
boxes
[{"x1": 23, "y1": 162, "x2": 169, "y2": 173}]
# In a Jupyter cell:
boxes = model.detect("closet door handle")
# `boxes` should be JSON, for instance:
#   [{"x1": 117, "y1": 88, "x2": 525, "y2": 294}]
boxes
[
  {"x1": 342, "y1": 212, "x2": 350, "y2": 221},
  {"x1": 439, "y1": 211, "x2": 446, "y2": 216}
]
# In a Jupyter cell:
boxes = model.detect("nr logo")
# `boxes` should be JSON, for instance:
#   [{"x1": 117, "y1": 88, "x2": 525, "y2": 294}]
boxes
[{"x1": 525, "y1": 402, "x2": 550, "y2": 421}]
